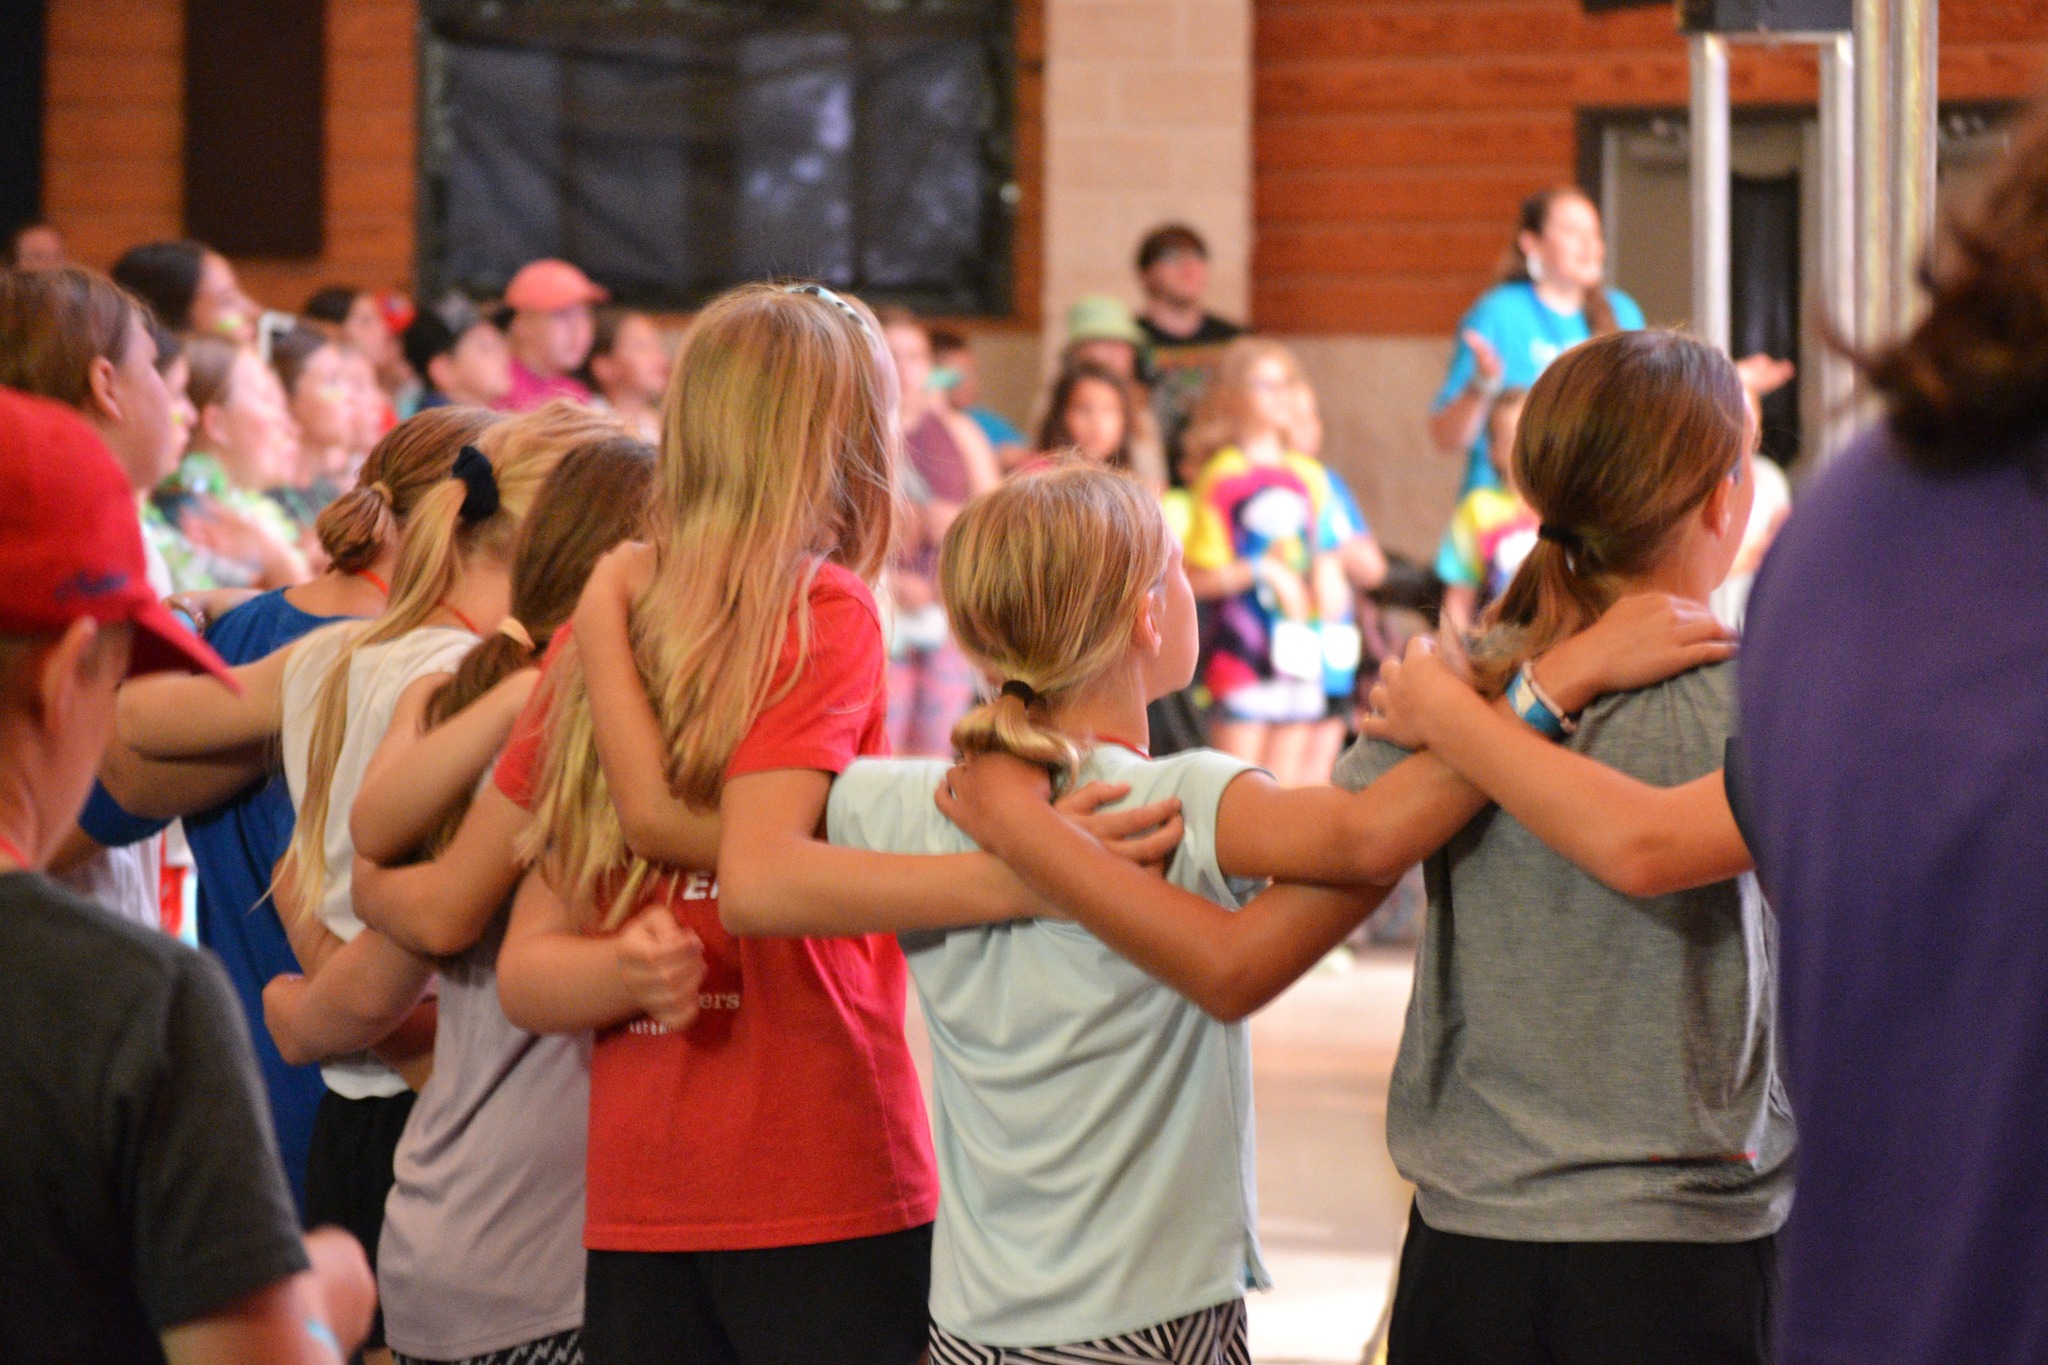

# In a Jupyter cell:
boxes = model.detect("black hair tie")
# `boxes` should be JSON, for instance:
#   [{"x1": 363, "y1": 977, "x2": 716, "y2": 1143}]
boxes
[
  {"x1": 451, "y1": 444, "x2": 500, "y2": 524},
  {"x1": 1000, "y1": 679, "x2": 1040, "y2": 707},
  {"x1": 1536, "y1": 522, "x2": 1584, "y2": 554}
]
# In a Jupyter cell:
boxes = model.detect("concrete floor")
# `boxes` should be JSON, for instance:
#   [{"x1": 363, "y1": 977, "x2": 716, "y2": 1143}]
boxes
[
  {"x1": 1244, "y1": 948, "x2": 1415, "y2": 1364},
  {"x1": 903, "y1": 944, "x2": 1418, "y2": 1364}
]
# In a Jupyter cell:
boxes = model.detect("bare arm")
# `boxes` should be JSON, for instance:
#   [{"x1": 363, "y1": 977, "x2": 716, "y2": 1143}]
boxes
[
  {"x1": 944, "y1": 410, "x2": 1002, "y2": 496},
  {"x1": 497, "y1": 868, "x2": 706, "y2": 1035},
  {"x1": 349, "y1": 668, "x2": 526, "y2": 864},
  {"x1": 161, "y1": 1228, "x2": 375, "y2": 1365},
  {"x1": 261, "y1": 930, "x2": 434, "y2": 1065},
  {"x1": 717, "y1": 768, "x2": 1045, "y2": 937},
  {"x1": 1367, "y1": 641, "x2": 1751, "y2": 897},
  {"x1": 352, "y1": 786, "x2": 529, "y2": 959},
  {"x1": 1203, "y1": 591, "x2": 1727, "y2": 887},
  {"x1": 1428, "y1": 386, "x2": 1490, "y2": 455},
  {"x1": 98, "y1": 738, "x2": 273, "y2": 821},
  {"x1": 118, "y1": 642, "x2": 293, "y2": 758},
  {"x1": 572, "y1": 548, "x2": 721, "y2": 869},
  {"x1": 1212, "y1": 757, "x2": 1486, "y2": 887},
  {"x1": 1428, "y1": 329, "x2": 1505, "y2": 455},
  {"x1": 938, "y1": 757, "x2": 1387, "y2": 1022}
]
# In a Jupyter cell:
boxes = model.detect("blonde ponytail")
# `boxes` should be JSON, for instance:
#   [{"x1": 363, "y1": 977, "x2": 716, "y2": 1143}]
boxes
[
  {"x1": 278, "y1": 401, "x2": 618, "y2": 919},
  {"x1": 528, "y1": 283, "x2": 899, "y2": 930},
  {"x1": 942, "y1": 462, "x2": 1170, "y2": 787}
]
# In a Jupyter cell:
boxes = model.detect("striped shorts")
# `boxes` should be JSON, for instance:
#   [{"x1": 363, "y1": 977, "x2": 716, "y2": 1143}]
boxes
[
  {"x1": 928, "y1": 1299, "x2": 1249, "y2": 1364},
  {"x1": 392, "y1": 1327, "x2": 582, "y2": 1365}
]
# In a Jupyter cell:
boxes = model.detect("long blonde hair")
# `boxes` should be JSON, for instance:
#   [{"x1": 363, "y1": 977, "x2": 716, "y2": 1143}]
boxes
[
  {"x1": 944, "y1": 463, "x2": 1171, "y2": 786},
  {"x1": 1470, "y1": 330, "x2": 1747, "y2": 696},
  {"x1": 528, "y1": 282, "x2": 898, "y2": 929},
  {"x1": 1180, "y1": 336, "x2": 1311, "y2": 471},
  {"x1": 278, "y1": 400, "x2": 616, "y2": 918}
]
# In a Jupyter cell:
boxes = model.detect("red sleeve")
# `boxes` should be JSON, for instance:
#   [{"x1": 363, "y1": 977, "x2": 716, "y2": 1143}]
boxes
[
  {"x1": 493, "y1": 626, "x2": 574, "y2": 810},
  {"x1": 726, "y1": 567, "x2": 887, "y2": 781}
]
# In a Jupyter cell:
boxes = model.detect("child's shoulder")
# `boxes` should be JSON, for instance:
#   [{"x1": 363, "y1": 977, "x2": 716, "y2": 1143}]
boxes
[
  {"x1": 1581, "y1": 657, "x2": 1738, "y2": 743},
  {"x1": 826, "y1": 756, "x2": 968, "y2": 855},
  {"x1": 1088, "y1": 745, "x2": 1255, "y2": 821},
  {"x1": 809, "y1": 558, "x2": 883, "y2": 618}
]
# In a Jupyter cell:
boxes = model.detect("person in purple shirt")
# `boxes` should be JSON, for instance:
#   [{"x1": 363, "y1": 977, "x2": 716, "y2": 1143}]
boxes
[{"x1": 1738, "y1": 96, "x2": 2048, "y2": 1365}]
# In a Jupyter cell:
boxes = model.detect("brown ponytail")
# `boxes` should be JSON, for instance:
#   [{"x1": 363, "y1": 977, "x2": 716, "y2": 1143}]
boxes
[
  {"x1": 1470, "y1": 330, "x2": 1746, "y2": 696},
  {"x1": 314, "y1": 406, "x2": 502, "y2": 573},
  {"x1": 280, "y1": 401, "x2": 605, "y2": 919}
]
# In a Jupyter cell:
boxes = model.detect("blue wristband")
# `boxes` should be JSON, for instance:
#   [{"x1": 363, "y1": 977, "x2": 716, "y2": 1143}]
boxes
[
  {"x1": 1507, "y1": 665, "x2": 1569, "y2": 739},
  {"x1": 304, "y1": 1318, "x2": 342, "y2": 1359}
]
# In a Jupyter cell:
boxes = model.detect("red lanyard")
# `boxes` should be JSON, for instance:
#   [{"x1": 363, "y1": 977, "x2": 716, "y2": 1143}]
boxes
[
  {"x1": 1094, "y1": 735, "x2": 1151, "y2": 760},
  {"x1": 438, "y1": 599, "x2": 483, "y2": 636},
  {"x1": 0, "y1": 829, "x2": 32, "y2": 871},
  {"x1": 357, "y1": 569, "x2": 390, "y2": 595}
]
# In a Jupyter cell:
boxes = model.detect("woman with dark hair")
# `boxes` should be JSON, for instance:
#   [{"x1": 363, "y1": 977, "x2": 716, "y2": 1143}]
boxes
[
  {"x1": 111, "y1": 238, "x2": 260, "y2": 346},
  {"x1": 1737, "y1": 98, "x2": 2048, "y2": 1365},
  {"x1": 1428, "y1": 188, "x2": 1648, "y2": 497}
]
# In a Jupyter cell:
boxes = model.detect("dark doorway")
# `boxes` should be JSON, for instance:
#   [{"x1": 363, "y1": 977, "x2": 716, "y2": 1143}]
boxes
[
  {"x1": 0, "y1": 1, "x2": 46, "y2": 241},
  {"x1": 1731, "y1": 173, "x2": 1800, "y2": 464}
]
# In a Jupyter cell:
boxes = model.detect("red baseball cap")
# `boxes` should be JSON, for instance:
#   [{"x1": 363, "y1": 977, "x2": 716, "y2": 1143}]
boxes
[
  {"x1": 0, "y1": 388, "x2": 237, "y2": 688},
  {"x1": 503, "y1": 259, "x2": 609, "y2": 313}
]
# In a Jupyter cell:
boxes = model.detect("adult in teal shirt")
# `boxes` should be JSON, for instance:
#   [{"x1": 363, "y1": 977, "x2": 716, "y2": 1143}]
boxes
[{"x1": 1432, "y1": 186, "x2": 1645, "y2": 495}]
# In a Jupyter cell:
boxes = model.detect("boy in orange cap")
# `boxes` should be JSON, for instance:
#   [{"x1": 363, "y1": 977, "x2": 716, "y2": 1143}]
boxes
[{"x1": 497, "y1": 258, "x2": 608, "y2": 412}]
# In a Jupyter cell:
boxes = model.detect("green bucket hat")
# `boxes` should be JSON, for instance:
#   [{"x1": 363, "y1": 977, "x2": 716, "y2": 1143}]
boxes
[{"x1": 1063, "y1": 294, "x2": 1147, "y2": 348}]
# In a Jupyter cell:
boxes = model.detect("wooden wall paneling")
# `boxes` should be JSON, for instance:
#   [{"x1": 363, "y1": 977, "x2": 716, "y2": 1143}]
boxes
[{"x1": 1255, "y1": 0, "x2": 2048, "y2": 335}]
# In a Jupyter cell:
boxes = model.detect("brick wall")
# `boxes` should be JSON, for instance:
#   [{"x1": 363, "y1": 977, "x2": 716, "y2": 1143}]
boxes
[
  {"x1": 43, "y1": 0, "x2": 418, "y2": 311},
  {"x1": 1254, "y1": 0, "x2": 2048, "y2": 335}
]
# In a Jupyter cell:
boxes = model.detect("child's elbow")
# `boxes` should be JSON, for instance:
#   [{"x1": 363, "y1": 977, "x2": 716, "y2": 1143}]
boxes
[
  {"x1": 410, "y1": 914, "x2": 476, "y2": 962},
  {"x1": 715, "y1": 884, "x2": 771, "y2": 937},
  {"x1": 617, "y1": 812, "x2": 673, "y2": 869},
  {"x1": 1603, "y1": 830, "x2": 1680, "y2": 899},
  {"x1": 1199, "y1": 988, "x2": 1258, "y2": 1026},
  {"x1": 494, "y1": 962, "x2": 545, "y2": 1034}
]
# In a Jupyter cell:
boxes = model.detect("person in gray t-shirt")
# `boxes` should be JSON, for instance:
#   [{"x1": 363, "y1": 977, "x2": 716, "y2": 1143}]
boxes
[
  {"x1": 1339, "y1": 661, "x2": 1792, "y2": 1246},
  {"x1": 1348, "y1": 331, "x2": 1787, "y2": 1364}
]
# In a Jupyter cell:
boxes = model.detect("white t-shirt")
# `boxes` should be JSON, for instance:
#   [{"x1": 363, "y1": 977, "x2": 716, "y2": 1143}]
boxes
[
  {"x1": 281, "y1": 621, "x2": 476, "y2": 1098},
  {"x1": 58, "y1": 508, "x2": 178, "y2": 929},
  {"x1": 826, "y1": 744, "x2": 1271, "y2": 1347}
]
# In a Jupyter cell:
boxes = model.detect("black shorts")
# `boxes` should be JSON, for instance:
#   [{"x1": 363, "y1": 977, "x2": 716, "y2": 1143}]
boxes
[
  {"x1": 1388, "y1": 1203, "x2": 1778, "y2": 1365},
  {"x1": 583, "y1": 1223, "x2": 932, "y2": 1365},
  {"x1": 304, "y1": 1088, "x2": 416, "y2": 1352}
]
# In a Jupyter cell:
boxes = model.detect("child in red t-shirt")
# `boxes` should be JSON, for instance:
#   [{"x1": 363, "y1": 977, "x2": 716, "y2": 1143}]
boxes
[{"x1": 496, "y1": 283, "x2": 1052, "y2": 1364}]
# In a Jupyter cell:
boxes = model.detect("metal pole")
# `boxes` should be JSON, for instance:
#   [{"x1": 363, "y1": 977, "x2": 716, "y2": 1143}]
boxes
[
  {"x1": 1889, "y1": 0, "x2": 1938, "y2": 327},
  {"x1": 1853, "y1": 0, "x2": 1893, "y2": 350},
  {"x1": 1816, "y1": 34, "x2": 1859, "y2": 464},
  {"x1": 1689, "y1": 33, "x2": 1731, "y2": 352}
]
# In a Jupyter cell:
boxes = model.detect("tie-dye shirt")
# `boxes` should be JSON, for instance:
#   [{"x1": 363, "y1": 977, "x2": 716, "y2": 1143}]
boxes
[
  {"x1": 1434, "y1": 486, "x2": 1539, "y2": 603},
  {"x1": 1182, "y1": 445, "x2": 1349, "y2": 698}
]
